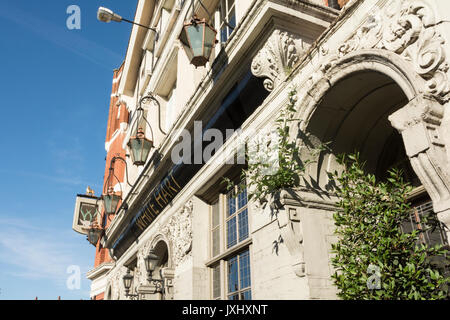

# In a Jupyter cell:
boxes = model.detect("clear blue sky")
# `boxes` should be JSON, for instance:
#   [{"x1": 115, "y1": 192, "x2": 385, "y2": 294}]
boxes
[{"x1": 0, "y1": 0, "x2": 137, "y2": 299}]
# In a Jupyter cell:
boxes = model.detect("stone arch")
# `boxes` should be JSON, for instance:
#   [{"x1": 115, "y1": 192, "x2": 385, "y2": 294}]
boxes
[
  {"x1": 295, "y1": 49, "x2": 450, "y2": 231},
  {"x1": 149, "y1": 234, "x2": 173, "y2": 269},
  {"x1": 287, "y1": 49, "x2": 450, "y2": 299}
]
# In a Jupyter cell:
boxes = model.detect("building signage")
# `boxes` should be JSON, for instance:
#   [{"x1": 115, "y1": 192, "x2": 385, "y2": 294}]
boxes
[{"x1": 72, "y1": 194, "x2": 102, "y2": 235}]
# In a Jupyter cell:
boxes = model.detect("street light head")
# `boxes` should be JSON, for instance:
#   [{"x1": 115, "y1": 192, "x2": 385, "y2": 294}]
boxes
[{"x1": 97, "y1": 7, "x2": 122, "y2": 23}]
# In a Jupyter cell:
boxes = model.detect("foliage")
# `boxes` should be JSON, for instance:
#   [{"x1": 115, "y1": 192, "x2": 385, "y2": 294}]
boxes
[
  {"x1": 331, "y1": 153, "x2": 450, "y2": 300},
  {"x1": 223, "y1": 87, "x2": 327, "y2": 202}
]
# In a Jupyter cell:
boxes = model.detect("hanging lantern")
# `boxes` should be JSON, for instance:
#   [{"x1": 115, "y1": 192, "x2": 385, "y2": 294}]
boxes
[
  {"x1": 87, "y1": 224, "x2": 103, "y2": 246},
  {"x1": 128, "y1": 127, "x2": 153, "y2": 166},
  {"x1": 103, "y1": 187, "x2": 121, "y2": 215},
  {"x1": 179, "y1": 16, "x2": 217, "y2": 67}
]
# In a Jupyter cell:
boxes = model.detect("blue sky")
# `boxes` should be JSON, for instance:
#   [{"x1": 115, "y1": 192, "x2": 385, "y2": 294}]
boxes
[{"x1": 0, "y1": 0, "x2": 137, "y2": 299}]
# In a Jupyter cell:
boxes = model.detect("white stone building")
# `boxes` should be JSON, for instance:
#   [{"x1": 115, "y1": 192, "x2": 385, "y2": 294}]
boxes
[{"x1": 85, "y1": 0, "x2": 450, "y2": 300}]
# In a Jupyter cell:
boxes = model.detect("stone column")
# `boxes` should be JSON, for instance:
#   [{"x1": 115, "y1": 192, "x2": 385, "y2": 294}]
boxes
[{"x1": 389, "y1": 94, "x2": 450, "y2": 237}]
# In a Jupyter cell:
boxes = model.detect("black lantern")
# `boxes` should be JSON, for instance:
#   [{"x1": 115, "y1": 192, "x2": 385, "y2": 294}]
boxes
[
  {"x1": 128, "y1": 127, "x2": 153, "y2": 166},
  {"x1": 144, "y1": 249, "x2": 159, "y2": 279},
  {"x1": 87, "y1": 224, "x2": 103, "y2": 246},
  {"x1": 122, "y1": 269, "x2": 134, "y2": 294},
  {"x1": 179, "y1": 16, "x2": 217, "y2": 67},
  {"x1": 103, "y1": 187, "x2": 121, "y2": 215}
]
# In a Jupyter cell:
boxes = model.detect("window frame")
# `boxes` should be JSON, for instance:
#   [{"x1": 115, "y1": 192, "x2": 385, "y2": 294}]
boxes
[{"x1": 207, "y1": 179, "x2": 252, "y2": 300}]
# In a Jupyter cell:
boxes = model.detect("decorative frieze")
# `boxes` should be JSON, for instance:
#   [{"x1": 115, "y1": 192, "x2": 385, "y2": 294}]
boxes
[
  {"x1": 336, "y1": 0, "x2": 449, "y2": 101},
  {"x1": 161, "y1": 200, "x2": 194, "y2": 268}
]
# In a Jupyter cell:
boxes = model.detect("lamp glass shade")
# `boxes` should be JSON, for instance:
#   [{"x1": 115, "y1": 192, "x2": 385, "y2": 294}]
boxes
[
  {"x1": 103, "y1": 193, "x2": 121, "y2": 215},
  {"x1": 179, "y1": 18, "x2": 217, "y2": 67},
  {"x1": 145, "y1": 249, "x2": 159, "y2": 273},
  {"x1": 87, "y1": 228, "x2": 102, "y2": 246},
  {"x1": 122, "y1": 270, "x2": 133, "y2": 290},
  {"x1": 128, "y1": 136, "x2": 153, "y2": 166}
]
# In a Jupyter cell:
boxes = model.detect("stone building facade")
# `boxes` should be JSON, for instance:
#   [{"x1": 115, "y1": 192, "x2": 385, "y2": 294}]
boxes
[{"x1": 78, "y1": 0, "x2": 450, "y2": 300}]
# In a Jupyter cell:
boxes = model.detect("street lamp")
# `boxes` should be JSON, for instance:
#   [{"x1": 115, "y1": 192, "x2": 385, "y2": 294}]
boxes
[
  {"x1": 179, "y1": 15, "x2": 217, "y2": 68},
  {"x1": 97, "y1": 7, "x2": 158, "y2": 33},
  {"x1": 102, "y1": 157, "x2": 134, "y2": 215},
  {"x1": 87, "y1": 223, "x2": 103, "y2": 246},
  {"x1": 103, "y1": 186, "x2": 121, "y2": 215},
  {"x1": 144, "y1": 249, "x2": 165, "y2": 296},
  {"x1": 122, "y1": 269, "x2": 139, "y2": 299}
]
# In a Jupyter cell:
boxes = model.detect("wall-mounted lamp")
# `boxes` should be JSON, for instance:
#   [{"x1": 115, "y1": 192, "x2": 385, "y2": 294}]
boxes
[
  {"x1": 102, "y1": 156, "x2": 134, "y2": 215},
  {"x1": 122, "y1": 269, "x2": 139, "y2": 299},
  {"x1": 144, "y1": 249, "x2": 165, "y2": 297},
  {"x1": 179, "y1": 15, "x2": 217, "y2": 68},
  {"x1": 87, "y1": 222, "x2": 103, "y2": 246}
]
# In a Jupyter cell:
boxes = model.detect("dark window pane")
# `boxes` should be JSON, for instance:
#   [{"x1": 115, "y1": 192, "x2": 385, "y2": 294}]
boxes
[
  {"x1": 227, "y1": 217, "x2": 237, "y2": 248},
  {"x1": 241, "y1": 290, "x2": 251, "y2": 300},
  {"x1": 227, "y1": 256, "x2": 238, "y2": 293},
  {"x1": 237, "y1": 185, "x2": 247, "y2": 209},
  {"x1": 228, "y1": 294, "x2": 239, "y2": 300},
  {"x1": 238, "y1": 209, "x2": 249, "y2": 241},
  {"x1": 227, "y1": 190, "x2": 236, "y2": 216},
  {"x1": 228, "y1": 11, "x2": 236, "y2": 30},
  {"x1": 239, "y1": 250, "x2": 251, "y2": 289}
]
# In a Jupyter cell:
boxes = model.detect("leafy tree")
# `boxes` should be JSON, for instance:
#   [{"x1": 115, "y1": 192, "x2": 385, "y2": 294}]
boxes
[{"x1": 331, "y1": 153, "x2": 450, "y2": 299}]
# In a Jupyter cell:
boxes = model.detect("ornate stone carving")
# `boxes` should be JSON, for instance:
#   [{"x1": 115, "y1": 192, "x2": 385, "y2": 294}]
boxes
[
  {"x1": 251, "y1": 29, "x2": 306, "y2": 91},
  {"x1": 389, "y1": 94, "x2": 450, "y2": 226},
  {"x1": 161, "y1": 200, "x2": 193, "y2": 267},
  {"x1": 336, "y1": 1, "x2": 449, "y2": 101},
  {"x1": 109, "y1": 265, "x2": 128, "y2": 300}
]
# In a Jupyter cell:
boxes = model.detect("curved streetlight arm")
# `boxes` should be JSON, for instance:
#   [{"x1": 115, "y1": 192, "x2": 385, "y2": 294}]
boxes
[
  {"x1": 103, "y1": 156, "x2": 135, "y2": 195},
  {"x1": 140, "y1": 93, "x2": 167, "y2": 135}
]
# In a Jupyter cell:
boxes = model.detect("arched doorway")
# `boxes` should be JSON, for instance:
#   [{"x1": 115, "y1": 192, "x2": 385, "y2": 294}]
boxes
[
  {"x1": 295, "y1": 66, "x2": 450, "y2": 299},
  {"x1": 304, "y1": 69, "x2": 448, "y2": 248}
]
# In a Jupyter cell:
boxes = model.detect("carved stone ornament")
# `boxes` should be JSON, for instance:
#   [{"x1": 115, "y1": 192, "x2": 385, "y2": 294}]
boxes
[
  {"x1": 109, "y1": 265, "x2": 128, "y2": 300},
  {"x1": 336, "y1": 0, "x2": 450, "y2": 101},
  {"x1": 160, "y1": 200, "x2": 193, "y2": 268},
  {"x1": 251, "y1": 29, "x2": 306, "y2": 91},
  {"x1": 389, "y1": 94, "x2": 450, "y2": 224}
]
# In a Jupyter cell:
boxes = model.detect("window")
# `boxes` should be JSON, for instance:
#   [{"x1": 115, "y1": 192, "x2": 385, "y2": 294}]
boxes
[
  {"x1": 215, "y1": 0, "x2": 236, "y2": 44},
  {"x1": 209, "y1": 179, "x2": 251, "y2": 300},
  {"x1": 403, "y1": 190, "x2": 449, "y2": 247}
]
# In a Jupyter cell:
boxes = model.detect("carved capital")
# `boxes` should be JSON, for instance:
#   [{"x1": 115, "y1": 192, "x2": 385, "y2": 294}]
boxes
[
  {"x1": 251, "y1": 29, "x2": 306, "y2": 91},
  {"x1": 389, "y1": 95, "x2": 450, "y2": 224}
]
